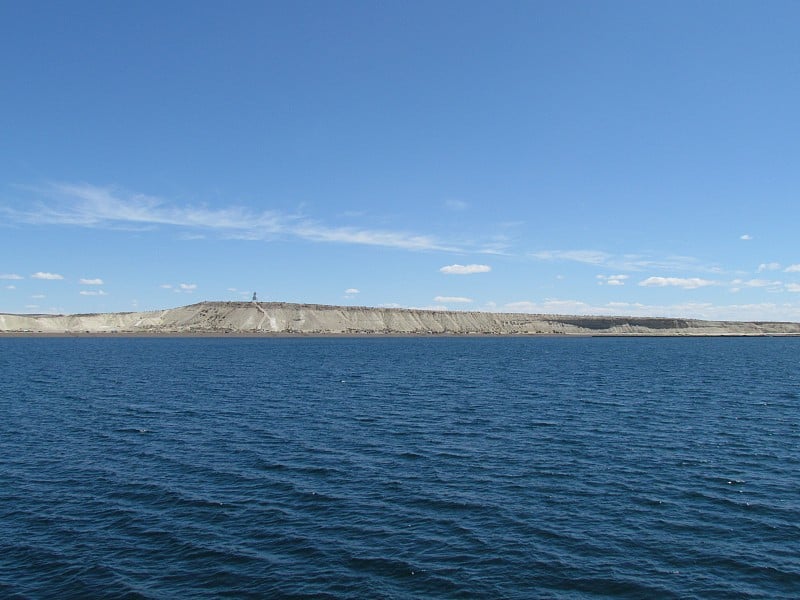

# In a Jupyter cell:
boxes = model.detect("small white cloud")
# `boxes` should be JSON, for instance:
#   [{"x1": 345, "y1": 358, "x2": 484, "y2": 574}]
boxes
[
  {"x1": 5, "y1": 285, "x2": 16, "y2": 290},
  {"x1": 784, "y1": 264, "x2": 800, "y2": 273},
  {"x1": 757, "y1": 262, "x2": 781, "y2": 272},
  {"x1": 0, "y1": 274, "x2": 23, "y2": 280},
  {"x1": 597, "y1": 274, "x2": 629, "y2": 286},
  {"x1": 740, "y1": 234, "x2": 753, "y2": 240},
  {"x1": 179, "y1": 283, "x2": 197, "y2": 291},
  {"x1": 440, "y1": 264, "x2": 491, "y2": 275},
  {"x1": 79, "y1": 278, "x2": 104, "y2": 285},
  {"x1": 160, "y1": 284, "x2": 173, "y2": 289},
  {"x1": 31, "y1": 272, "x2": 63, "y2": 280},
  {"x1": 433, "y1": 296, "x2": 473, "y2": 303},
  {"x1": 786, "y1": 283, "x2": 800, "y2": 293},
  {"x1": 345, "y1": 288, "x2": 360, "y2": 295},
  {"x1": 639, "y1": 277, "x2": 716, "y2": 289},
  {"x1": 79, "y1": 290, "x2": 108, "y2": 296}
]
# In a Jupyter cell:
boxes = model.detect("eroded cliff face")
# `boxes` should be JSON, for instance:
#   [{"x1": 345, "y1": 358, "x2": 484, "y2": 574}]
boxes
[{"x1": 2, "y1": 301, "x2": 800, "y2": 335}]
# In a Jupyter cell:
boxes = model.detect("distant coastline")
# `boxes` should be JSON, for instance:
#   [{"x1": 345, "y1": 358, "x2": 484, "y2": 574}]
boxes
[{"x1": 2, "y1": 301, "x2": 800, "y2": 337}]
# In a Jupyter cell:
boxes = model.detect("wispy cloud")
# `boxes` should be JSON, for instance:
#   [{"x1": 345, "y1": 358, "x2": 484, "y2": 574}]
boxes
[
  {"x1": 179, "y1": 283, "x2": 197, "y2": 291},
  {"x1": 434, "y1": 296, "x2": 472, "y2": 303},
  {"x1": 440, "y1": 264, "x2": 491, "y2": 275},
  {"x1": 785, "y1": 264, "x2": 800, "y2": 273},
  {"x1": 639, "y1": 277, "x2": 717, "y2": 289},
  {"x1": 79, "y1": 278, "x2": 104, "y2": 285},
  {"x1": 0, "y1": 274, "x2": 23, "y2": 280},
  {"x1": 530, "y1": 250, "x2": 716, "y2": 273},
  {"x1": 444, "y1": 199, "x2": 468, "y2": 211},
  {"x1": 79, "y1": 290, "x2": 107, "y2": 296},
  {"x1": 740, "y1": 234, "x2": 753, "y2": 241},
  {"x1": 531, "y1": 250, "x2": 610, "y2": 266},
  {"x1": 731, "y1": 278, "x2": 783, "y2": 289},
  {"x1": 31, "y1": 272, "x2": 63, "y2": 280},
  {"x1": 757, "y1": 262, "x2": 781, "y2": 272},
  {"x1": 344, "y1": 288, "x2": 360, "y2": 295},
  {"x1": 6, "y1": 182, "x2": 457, "y2": 252},
  {"x1": 292, "y1": 222, "x2": 449, "y2": 250},
  {"x1": 476, "y1": 245, "x2": 512, "y2": 256},
  {"x1": 5, "y1": 285, "x2": 16, "y2": 290}
]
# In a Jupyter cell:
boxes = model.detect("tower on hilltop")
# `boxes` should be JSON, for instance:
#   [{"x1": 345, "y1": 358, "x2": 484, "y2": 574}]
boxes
[{"x1": 252, "y1": 292, "x2": 258, "y2": 302}]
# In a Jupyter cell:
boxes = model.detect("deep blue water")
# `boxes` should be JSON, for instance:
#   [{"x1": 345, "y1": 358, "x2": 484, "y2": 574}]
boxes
[{"x1": 1, "y1": 337, "x2": 799, "y2": 599}]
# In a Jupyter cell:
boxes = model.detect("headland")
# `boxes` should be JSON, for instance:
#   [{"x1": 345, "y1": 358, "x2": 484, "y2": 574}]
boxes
[{"x1": 2, "y1": 301, "x2": 800, "y2": 336}]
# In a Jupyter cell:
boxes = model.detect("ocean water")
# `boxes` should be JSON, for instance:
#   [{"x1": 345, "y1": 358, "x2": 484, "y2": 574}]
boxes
[{"x1": 1, "y1": 337, "x2": 798, "y2": 599}]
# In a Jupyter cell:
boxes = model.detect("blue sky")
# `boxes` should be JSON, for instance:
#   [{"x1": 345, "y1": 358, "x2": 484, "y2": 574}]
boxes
[{"x1": 2, "y1": 1, "x2": 800, "y2": 320}]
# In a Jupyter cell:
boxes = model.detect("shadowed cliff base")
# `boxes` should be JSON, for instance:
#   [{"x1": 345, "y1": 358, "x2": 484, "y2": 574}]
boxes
[{"x1": 2, "y1": 301, "x2": 800, "y2": 336}]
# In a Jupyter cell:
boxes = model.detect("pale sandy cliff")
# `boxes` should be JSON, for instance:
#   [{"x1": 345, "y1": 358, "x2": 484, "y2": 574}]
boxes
[{"x1": 2, "y1": 301, "x2": 800, "y2": 335}]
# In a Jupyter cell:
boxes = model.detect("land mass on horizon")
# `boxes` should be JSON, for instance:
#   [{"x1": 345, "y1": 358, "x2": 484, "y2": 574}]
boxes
[{"x1": 2, "y1": 301, "x2": 800, "y2": 336}]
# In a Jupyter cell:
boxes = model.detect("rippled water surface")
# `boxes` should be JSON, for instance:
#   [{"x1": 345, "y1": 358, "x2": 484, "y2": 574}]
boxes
[{"x1": 1, "y1": 337, "x2": 799, "y2": 598}]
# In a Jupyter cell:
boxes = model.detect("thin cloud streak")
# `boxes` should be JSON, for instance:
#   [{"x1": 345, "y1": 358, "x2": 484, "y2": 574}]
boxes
[
  {"x1": 639, "y1": 277, "x2": 717, "y2": 289},
  {"x1": 731, "y1": 279, "x2": 782, "y2": 289},
  {"x1": 530, "y1": 249, "x2": 719, "y2": 273},
  {"x1": 7, "y1": 183, "x2": 458, "y2": 252}
]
